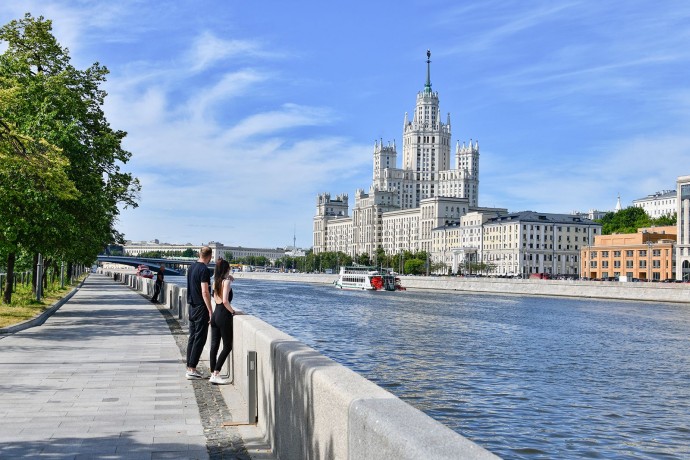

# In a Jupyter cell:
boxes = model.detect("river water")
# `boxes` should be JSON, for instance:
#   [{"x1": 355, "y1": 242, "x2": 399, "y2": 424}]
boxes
[{"x1": 172, "y1": 276, "x2": 690, "y2": 459}]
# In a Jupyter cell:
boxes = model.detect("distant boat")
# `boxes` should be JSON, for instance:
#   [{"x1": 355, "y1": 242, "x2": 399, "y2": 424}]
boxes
[
  {"x1": 333, "y1": 266, "x2": 405, "y2": 291},
  {"x1": 136, "y1": 264, "x2": 154, "y2": 279}
]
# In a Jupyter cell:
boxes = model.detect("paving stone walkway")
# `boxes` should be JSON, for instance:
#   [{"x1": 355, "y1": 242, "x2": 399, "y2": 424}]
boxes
[{"x1": 0, "y1": 274, "x2": 249, "y2": 459}]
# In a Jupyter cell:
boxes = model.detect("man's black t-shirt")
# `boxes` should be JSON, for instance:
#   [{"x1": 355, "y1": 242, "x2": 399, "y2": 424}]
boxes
[{"x1": 187, "y1": 261, "x2": 210, "y2": 306}]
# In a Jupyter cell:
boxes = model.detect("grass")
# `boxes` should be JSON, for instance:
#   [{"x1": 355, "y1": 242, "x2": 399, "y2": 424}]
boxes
[{"x1": 0, "y1": 278, "x2": 83, "y2": 328}]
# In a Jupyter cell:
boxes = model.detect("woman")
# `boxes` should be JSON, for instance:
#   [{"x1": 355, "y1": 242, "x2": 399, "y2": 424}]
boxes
[{"x1": 209, "y1": 259, "x2": 243, "y2": 384}]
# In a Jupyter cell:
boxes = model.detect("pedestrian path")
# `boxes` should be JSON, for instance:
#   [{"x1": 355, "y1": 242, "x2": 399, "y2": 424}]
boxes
[{"x1": 0, "y1": 274, "x2": 210, "y2": 459}]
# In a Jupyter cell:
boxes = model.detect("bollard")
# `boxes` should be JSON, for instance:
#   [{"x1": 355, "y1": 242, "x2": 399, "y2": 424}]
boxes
[{"x1": 247, "y1": 351, "x2": 258, "y2": 424}]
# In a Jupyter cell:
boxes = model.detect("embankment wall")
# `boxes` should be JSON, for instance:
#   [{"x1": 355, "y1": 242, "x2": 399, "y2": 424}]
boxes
[{"x1": 232, "y1": 272, "x2": 690, "y2": 303}]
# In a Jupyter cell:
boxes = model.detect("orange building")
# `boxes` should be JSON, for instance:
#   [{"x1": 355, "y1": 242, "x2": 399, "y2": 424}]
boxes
[{"x1": 580, "y1": 226, "x2": 676, "y2": 281}]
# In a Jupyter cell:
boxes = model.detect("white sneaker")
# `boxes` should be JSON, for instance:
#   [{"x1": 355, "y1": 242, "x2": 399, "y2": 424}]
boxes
[
  {"x1": 186, "y1": 370, "x2": 203, "y2": 380},
  {"x1": 209, "y1": 374, "x2": 229, "y2": 385}
]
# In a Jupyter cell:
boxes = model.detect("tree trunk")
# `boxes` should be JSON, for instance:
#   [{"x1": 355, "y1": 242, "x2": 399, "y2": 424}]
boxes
[
  {"x1": 42, "y1": 258, "x2": 51, "y2": 291},
  {"x1": 3, "y1": 252, "x2": 16, "y2": 304},
  {"x1": 31, "y1": 253, "x2": 38, "y2": 294}
]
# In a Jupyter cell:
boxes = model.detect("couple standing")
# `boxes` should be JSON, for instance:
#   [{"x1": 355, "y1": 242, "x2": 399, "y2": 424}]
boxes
[{"x1": 185, "y1": 246, "x2": 243, "y2": 384}]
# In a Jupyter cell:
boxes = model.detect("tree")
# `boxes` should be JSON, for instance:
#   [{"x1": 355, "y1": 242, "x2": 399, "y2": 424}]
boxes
[
  {"x1": 356, "y1": 253, "x2": 371, "y2": 265},
  {"x1": 430, "y1": 261, "x2": 448, "y2": 274},
  {"x1": 0, "y1": 119, "x2": 77, "y2": 302},
  {"x1": 597, "y1": 207, "x2": 650, "y2": 234},
  {"x1": 404, "y1": 259, "x2": 425, "y2": 275},
  {"x1": 375, "y1": 246, "x2": 387, "y2": 267},
  {"x1": 0, "y1": 14, "x2": 140, "y2": 302}
]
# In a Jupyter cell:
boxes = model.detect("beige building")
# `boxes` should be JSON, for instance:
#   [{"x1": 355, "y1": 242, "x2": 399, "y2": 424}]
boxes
[
  {"x1": 482, "y1": 211, "x2": 600, "y2": 277},
  {"x1": 428, "y1": 210, "x2": 599, "y2": 276},
  {"x1": 580, "y1": 226, "x2": 676, "y2": 281}
]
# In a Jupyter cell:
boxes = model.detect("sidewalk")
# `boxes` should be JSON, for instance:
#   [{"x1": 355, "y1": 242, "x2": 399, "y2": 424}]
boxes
[{"x1": 0, "y1": 274, "x2": 250, "y2": 459}]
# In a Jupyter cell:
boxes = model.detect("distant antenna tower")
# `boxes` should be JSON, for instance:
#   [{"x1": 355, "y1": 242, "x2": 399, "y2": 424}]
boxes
[{"x1": 293, "y1": 224, "x2": 297, "y2": 250}]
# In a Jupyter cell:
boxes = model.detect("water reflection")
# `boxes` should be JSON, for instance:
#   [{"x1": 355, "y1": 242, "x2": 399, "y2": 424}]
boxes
[{"x1": 220, "y1": 278, "x2": 689, "y2": 459}]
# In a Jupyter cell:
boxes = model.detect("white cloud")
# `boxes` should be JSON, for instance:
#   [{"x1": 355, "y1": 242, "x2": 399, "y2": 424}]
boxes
[{"x1": 188, "y1": 31, "x2": 280, "y2": 73}]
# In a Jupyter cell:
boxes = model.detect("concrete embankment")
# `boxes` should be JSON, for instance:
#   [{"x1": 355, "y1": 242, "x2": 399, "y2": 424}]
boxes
[
  {"x1": 105, "y1": 270, "x2": 499, "y2": 460},
  {"x1": 231, "y1": 272, "x2": 690, "y2": 303}
]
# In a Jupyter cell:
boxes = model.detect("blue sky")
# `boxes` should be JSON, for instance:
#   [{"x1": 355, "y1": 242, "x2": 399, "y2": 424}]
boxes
[{"x1": 2, "y1": 1, "x2": 689, "y2": 249}]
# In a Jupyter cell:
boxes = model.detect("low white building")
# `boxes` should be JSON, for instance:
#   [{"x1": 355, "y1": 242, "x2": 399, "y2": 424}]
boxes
[
  {"x1": 124, "y1": 241, "x2": 288, "y2": 264},
  {"x1": 633, "y1": 190, "x2": 677, "y2": 217}
]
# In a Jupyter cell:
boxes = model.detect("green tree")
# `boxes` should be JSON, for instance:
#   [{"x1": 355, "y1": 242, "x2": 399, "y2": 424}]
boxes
[
  {"x1": 597, "y1": 207, "x2": 650, "y2": 234},
  {"x1": 0, "y1": 119, "x2": 77, "y2": 302},
  {"x1": 375, "y1": 246, "x2": 387, "y2": 267},
  {"x1": 404, "y1": 259, "x2": 425, "y2": 275},
  {"x1": 0, "y1": 14, "x2": 140, "y2": 302},
  {"x1": 651, "y1": 213, "x2": 677, "y2": 227},
  {"x1": 356, "y1": 253, "x2": 371, "y2": 265}
]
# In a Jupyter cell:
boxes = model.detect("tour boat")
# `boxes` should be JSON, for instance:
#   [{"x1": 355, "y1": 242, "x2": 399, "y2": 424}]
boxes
[
  {"x1": 333, "y1": 266, "x2": 405, "y2": 291},
  {"x1": 136, "y1": 264, "x2": 154, "y2": 279}
]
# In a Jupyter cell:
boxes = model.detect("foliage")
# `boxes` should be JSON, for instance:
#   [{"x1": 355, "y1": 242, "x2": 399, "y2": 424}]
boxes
[
  {"x1": 597, "y1": 207, "x2": 677, "y2": 235},
  {"x1": 227, "y1": 254, "x2": 269, "y2": 266},
  {"x1": 404, "y1": 258, "x2": 426, "y2": 275},
  {"x1": 0, "y1": 14, "x2": 140, "y2": 302},
  {"x1": 356, "y1": 253, "x2": 371, "y2": 265}
]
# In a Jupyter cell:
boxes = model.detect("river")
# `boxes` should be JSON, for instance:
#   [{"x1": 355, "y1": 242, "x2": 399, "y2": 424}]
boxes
[{"x1": 170, "y1": 276, "x2": 690, "y2": 459}]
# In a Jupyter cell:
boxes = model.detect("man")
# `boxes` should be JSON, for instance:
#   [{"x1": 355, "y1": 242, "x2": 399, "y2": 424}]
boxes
[
  {"x1": 186, "y1": 246, "x2": 213, "y2": 379},
  {"x1": 150, "y1": 263, "x2": 165, "y2": 303}
]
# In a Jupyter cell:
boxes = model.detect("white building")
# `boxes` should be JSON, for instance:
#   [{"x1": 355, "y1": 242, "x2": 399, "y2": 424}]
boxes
[
  {"x1": 314, "y1": 50, "x2": 481, "y2": 257},
  {"x1": 633, "y1": 190, "x2": 677, "y2": 217},
  {"x1": 124, "y1": 241, "x2": 287, "y2": 264},
  {"x1": 676, "y1": 175, "x2": 690, "y2": 280}
]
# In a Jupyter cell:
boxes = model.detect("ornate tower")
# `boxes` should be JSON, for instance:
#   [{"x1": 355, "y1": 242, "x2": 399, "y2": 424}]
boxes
[
  {"x1": 373, "y1": 138, "x2": 397, "y2": 186},
  {"x1": 456, "y1": 140, "x2": 480, "y2": 207},
  {"x1": 402, "y1": 50, "x2": 452, "y2": 207}
]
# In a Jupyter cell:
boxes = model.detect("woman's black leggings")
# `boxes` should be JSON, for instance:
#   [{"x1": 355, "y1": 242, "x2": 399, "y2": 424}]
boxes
[{"x1": 210, "y1": 305, "x2": 233, "y2": 373}]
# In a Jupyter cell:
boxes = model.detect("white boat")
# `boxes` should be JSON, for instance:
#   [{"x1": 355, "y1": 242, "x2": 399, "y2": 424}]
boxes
[{"x1": 333, "y1": 266, "x2": 405, "y2": 291}]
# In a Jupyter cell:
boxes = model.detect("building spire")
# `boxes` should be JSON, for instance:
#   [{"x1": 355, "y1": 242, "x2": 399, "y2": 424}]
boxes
[{"x1": 424, "y1": 49, "x2": 432, "y2": 94}]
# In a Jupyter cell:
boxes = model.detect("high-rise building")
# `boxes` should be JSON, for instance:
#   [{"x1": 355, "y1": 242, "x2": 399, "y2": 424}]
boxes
[
  {"x1": 314, "y1": 51, "x2": 481, "y2": 257},
  {"x1": 676, "y1": 175, "x2": 690, "y2": 280}
]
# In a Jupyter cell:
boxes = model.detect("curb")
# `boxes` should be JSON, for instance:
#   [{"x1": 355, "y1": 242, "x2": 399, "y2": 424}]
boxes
[{"x1": 0, "y1": 276, "x2": 87, "y2": 337}]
